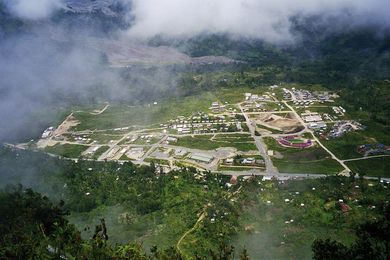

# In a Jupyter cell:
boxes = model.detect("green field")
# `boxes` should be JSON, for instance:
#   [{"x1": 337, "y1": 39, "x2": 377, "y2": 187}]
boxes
[
  {"x1": 176, "y1": 135, "x2": 258, "y2": 151},
  {"x1": 44, "y1": 143, "x2": 88, "y2": 158},
  {"x1": 346, "y1": 157, "x2": 390, "y2": 177},
  {"x1": 72, "y1": 93, "x2": 217, "y2": 131},
  {"x1": 272, "y1": 158, "x2": 343, "y2": 174},
  {"x1": 264, "y1": 137, "x2": 343, "y2": 174}
]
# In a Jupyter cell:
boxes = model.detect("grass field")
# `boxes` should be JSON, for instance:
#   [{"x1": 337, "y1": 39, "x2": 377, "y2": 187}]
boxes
[
  {"x1": 263, "y1": 137, "x2": 343, "y2": 174},
  {"x1": 67, "y1": 87, "x2": 280, "y2": 132},
  {"x1": 44, "y1": 143, "x2": 88, "y2": 158},
  {"x1": 176, "y1": 135, "x2": 257, "y2": 151},
  {"x1": 72, "y1": 93, "x2": 217, "y2": 131},
  {"x1": 346, "y1": 157, "x2": 390, "y2": 177},
  {"x1": 272, "y1": 158, "x2": 343, "y2": 174}
]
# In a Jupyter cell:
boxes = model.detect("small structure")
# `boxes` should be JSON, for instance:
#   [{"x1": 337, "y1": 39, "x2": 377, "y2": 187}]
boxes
[
  {"x1": 166, "y1": 136, "x2": 177, "y2": 144},
  {"x1": 225, "y1": 158, "x2": 234, "y2": 164},
  {"x1": 230, "y1": 176, "x2": 238, "y2": 185},
  {"x1": 339, "y1": 202, "x2": 351, "y2": 214}
]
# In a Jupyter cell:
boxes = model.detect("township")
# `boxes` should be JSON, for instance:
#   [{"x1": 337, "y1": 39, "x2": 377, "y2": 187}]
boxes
[{"x1": 25, "y1": 85, "x2": 389, "y2": 177}]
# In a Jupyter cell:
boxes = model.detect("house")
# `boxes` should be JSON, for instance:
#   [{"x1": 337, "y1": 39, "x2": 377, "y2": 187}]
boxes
[
  {"x1": 211, "y1": 102, "x2": 219, "y2": 108},
  {"x1": 244, "y1": 93, "x2": 252, "y2": 100},
  {"x1": 339, "y1": 202, "x2": 351, "y2": 213},
  {"x1": 242, "y1": 158, "x2": 255, "y2": 164},
  {"x1": 230, "y1": 176, "x2": 238, "y2": 185}
]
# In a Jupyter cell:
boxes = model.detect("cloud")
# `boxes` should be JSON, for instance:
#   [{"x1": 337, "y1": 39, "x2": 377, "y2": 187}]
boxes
[
  {"x1": 126, "y1": 0, "x2": 390, "y2": 43},
  {"x1": 4, "y1": 0, "x2": 64, "y2": 20}
]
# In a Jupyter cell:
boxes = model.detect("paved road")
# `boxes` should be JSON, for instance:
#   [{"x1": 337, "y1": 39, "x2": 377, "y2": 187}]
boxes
[
  {"x1": 5, "y1": 143, "x2": 390, "y2": 182},
  {"x1": 239, "y1": 103, "x2": 279, "y2": 174}
]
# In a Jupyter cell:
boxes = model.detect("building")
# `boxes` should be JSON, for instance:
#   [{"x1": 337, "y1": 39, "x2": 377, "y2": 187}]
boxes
[
  {"x1": 166, "y1": 137, "x2": 177, "y2": 143},
  {"x1": 230, "y1": 176, "x2": 238, "y2": 185},
  {"x1": 190, "y1": 153, "x2": 214, "y2": 163}
]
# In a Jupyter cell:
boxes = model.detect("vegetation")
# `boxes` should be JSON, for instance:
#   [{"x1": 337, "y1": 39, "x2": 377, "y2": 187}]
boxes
[
  {"x1": 233, "y1": 175, "x2": 390, "y2": 259},
  {"x1": 312, "y1": 205, "x2": 390, "y2": 259},
  {"x1": 1, "y1": 147, "x2": 390, "y2": 258},
  {"x1": 44, "y1": 143, "x2": 88, "y2": 158},
  {"x1": 346, "y1": 157, "x2": 390, "y2": 178},
  {"x1": 0, "y1": 147, "x2": 243, "y2": 257}
]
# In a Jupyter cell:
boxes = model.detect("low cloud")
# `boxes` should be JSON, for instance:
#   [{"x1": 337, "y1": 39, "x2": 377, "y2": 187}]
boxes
[
  {"x1": 127, "y1": 0, "x2": 390, "y2": 43},
  {"x1": 4, "y1": 0, "x2": 64, "y2": 20}
]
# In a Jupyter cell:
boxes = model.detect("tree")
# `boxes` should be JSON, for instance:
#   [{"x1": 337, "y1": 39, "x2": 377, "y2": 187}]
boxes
[
  {"x1": 313, "y1": 205, "x2": 390, "y2": 259},
  {"x1": 239, "y1": 248, "x2": 250, "y2": 260},
  {"x1": 312, "y1": 239, "x2": 350, "y2": 259}
]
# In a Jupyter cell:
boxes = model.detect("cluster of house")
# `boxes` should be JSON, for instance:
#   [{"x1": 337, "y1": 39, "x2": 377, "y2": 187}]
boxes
[
  {"x1": 328, "y1": 121, "x2": 364, "y2": 138},
  {"x1": 302, "y1": 111, "x2": 322, "y2": 122},
  {"x1": 357, "y1": 144, "x2": 390, "y2": 156},
  {"x1": 41, "y1": 127, "x2": 55, "y2": 139},
  {"x1": 125, "y1": 134, "x2": 156, "y2": 144},
  {"x1": 277, "y1": 135, "x2": 313, "y2": 148},
  {"x1": 167, "y1": 113, "x2": 243, "y2": 134},
  {"x1": 224, "y1": 157, "x2": 265, "y2": 166},
  {"x1": 210, "y1": 101, "x2": 226, "y2": 113},
  {"x1": 74, "y1": 135, "x2": 93, "y2": 144},
  {"x1": 244, "y1": 92, "x2": 272, "y2": 102},
  {"x1": 282, "y1": 89, "x2": 292, "y2": 100},
  {"x1": 332, "y1": 106, "x2": 346, "y2": 116},
  {"x1": 283, "y1": 88, "x2": 333, "y2": 103},
  {"x1": 293, "y1": 100, "x2": 314, "y2": 107},
  {"x1": 301, "y1": 111, "x2": 327, "y2": 130},
  {"x1": 291, "y1": 88, "x2": 314, "y2": 100}
]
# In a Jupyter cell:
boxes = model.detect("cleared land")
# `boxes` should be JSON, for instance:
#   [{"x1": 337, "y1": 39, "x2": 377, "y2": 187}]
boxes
[{"x1": 45, "y1": 143, "x2": 88, "y2": 158}]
